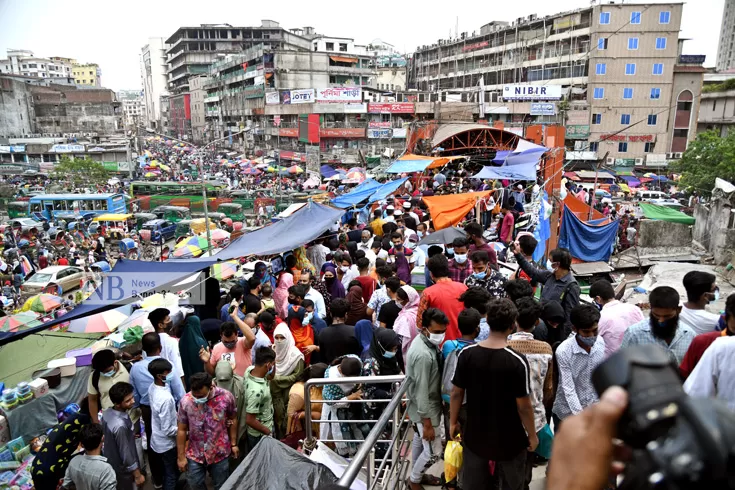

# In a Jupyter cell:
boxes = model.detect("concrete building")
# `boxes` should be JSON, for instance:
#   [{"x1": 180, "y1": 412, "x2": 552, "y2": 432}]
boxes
[
  {"x1": 698, "y1": 87, "x2": 735, "y2": 136},
  {"x1": 189, "y1": 74, "x2": 209, "y2": 144},
  {"x1": 0, "y1": 49, "x2": 73, "y2": 80},
  {"x1": 0, "y1": 76, "x2": 36, "y2": 137},
  {"x1": 140, "y1": 38, "x2": 169, "y2": 130},
  {"x1": 72, "y1": 63, "x2": 102, "y2": 87},
  {"x1": 407, "y1": 2, "x2": 704, "y2": 168},
  {"x1": 31, "y1": 84, "x2": 122, "y2": 134},
  {"x1": 160, "y1": 94, "x2": 171, "y2": 135},
  {"x1": 118, "y1": 90, "x2": 144, "y2": 129},
  {"x1": 717, "y1": 0, "x2": 735, "y2": 72},
  {"x1": 169, "y1": 93, "x2": 191, "y2": 140},
  {"x1": 376, "y1": 65, "x2": 406, "y2": 92},
  {"x1": 164, "y1": 21, "x2": 312, "y2": 94}
]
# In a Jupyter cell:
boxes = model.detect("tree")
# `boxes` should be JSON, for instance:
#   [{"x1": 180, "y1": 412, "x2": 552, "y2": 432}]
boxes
[
  {"x1": 670, "y1": 130, "x2": 735, "y2": 195},
  {"x1": 50, "y1": 156, "x2": 110, "y2": 189}
]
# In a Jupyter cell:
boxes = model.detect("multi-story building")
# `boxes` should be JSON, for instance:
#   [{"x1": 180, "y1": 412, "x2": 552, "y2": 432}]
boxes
[
  {"x1": 72, "y1": 63, "x2": 102, "y2": 87},
  {"x1": 717, "y1": 0, "x2": 735, "y2": 72},
  {"x1": 407, "y1": 2, "x2": 704, "y2": 167},
  {"x1": 31, "y1": 84, "x2": 121, "y2": 134},
  {"x1": 0, "y1": 49, "x2": 73, "y2": 80},
  {"x1": 164, "y1": 21, "x2": 312, "y2": 94},
  {"x1": 140, "y1": 37, "x2": 170, "y2": 130},
  {"x1": 118, "y1": 90, "x2": 144, "y2": 128},
  {"x1": 698, "y1": 87, "x2": 735, "y2": 136},
  {"x1": 169, "y1": 93, "x2": 191, "y2": 141},
  {"x1": 189, "y1": 74, "x2": 209, "y2": 144},
  {"x1": 0, "y1": 76, "x2": 36, "y2": 136}
]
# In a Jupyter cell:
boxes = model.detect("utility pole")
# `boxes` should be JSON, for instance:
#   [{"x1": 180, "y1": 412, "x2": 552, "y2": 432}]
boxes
[{"x1": 589, "y1": 151, "x2": 610, "y2": 221}]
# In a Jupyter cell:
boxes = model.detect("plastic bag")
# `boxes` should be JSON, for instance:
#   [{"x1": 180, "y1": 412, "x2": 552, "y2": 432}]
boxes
[
  {"x1": 535, "y1": 423, "x2": 554, "y2": 459},
  {"x1": 444, "y1": 440, "x2": 463, "y2": 483}
]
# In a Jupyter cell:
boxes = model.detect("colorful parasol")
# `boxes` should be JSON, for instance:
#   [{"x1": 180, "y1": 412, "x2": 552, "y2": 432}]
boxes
[
  {"x1": 175, "y1": 235, "x2": 209, "y2": 250},
  {"x1": 0, "y1": 312, "x2": 41, "y2": 333},
  {"x1": 172, "y1": 244, "x2": 203, "y2": 258},
  {"x1": 345, "y1": 171, "x2": 366, "y2": 183},
  {"x1": 212, "y1": 261, "x2": 238, "y2": 280},
  {"x1": 242, "y1": 167, "x2": 261, "y2": 175},
  {"x1": 115, "y1": 308, "x2": 153, "y2": 333},
  {"x1": 67, "y1": 308, "x2": 129, "y2": 333},
  {"x1": 201, "y1": 229, "x2": 230, "y2": 242},
  {"x1": 287, "y1": 165, "x2": 304, "y2": 174},
  {"x1": 22, "y1": 294, "x2": 63, "y2": 313},
  {"x1": 144, "y1": 172, "x2": 157, "y2": 178},
  {"x1": 159, "y1": 164, "x2": 171, "y2": 172}
]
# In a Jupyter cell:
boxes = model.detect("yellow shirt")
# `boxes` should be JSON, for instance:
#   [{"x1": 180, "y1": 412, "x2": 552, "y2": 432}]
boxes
[{"x1": 370, "y1": 218, "x2": 386, "y2": 236}]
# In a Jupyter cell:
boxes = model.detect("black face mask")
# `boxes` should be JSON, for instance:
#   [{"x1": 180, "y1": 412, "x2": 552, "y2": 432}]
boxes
[
  {"x1": 649, "y1": 314, "x2": 679, "y2": 339},
  {"x1": 223, "y1": 340, "x2": 237, "y2": 349}
]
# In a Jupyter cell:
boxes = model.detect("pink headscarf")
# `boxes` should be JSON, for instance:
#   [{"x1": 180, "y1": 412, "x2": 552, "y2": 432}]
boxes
[
  {"x1": 273, "y1": 272, "x2": 294, "y2": 320},
  {"x1": 393, "y1": 286, "x2": 420, "y2": 354}
]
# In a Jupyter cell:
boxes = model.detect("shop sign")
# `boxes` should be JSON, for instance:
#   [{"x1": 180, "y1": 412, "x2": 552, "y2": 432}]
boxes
[
  {"x1": 316, "y1": 87, "x2": 362, "y2": 103},
  {"x1": 368, "y1": 103, "x2": 415, "y2": 114},
  {"x1": 601, "y1": 134, "x2": 654, "y2": 142},
  {"x1": 368, "y1": 128, "x2": 392, "y2": 138},
  {"x1": 50, "y1": 144, "x2": 85, "y2": 153},
  {"x1": 265, "y1": 92, "x2": 280, "y2": 105},
  {"x1": 462, "y1": 41, "x2": 489, "y2": 52},
  {"x1": 566, "y1": 125, "x2": 590, "y2": 139},
  {"x1": 118, "y1": 161, "x2": 130, "y2": 171},
  {"x1": 320, "y1": 128, "x2": 365, "y2": 138},
  {"x1": 279, "y1": 128, "x2": 299, "y2": 137},
  {"x1": 281, "y1": 89, "x2": 314, "y2": 105},
  {"x1": 243, "y1": 84, "x2": 265, "y2": 99},
  {"x1": 614, "y1": 158, "x2": 636, "y2": 167},
  {"x1": 502, "y1": 84, "x2": 562, "y2": 100},
  {"x1": 102, "y1": 162, "x2": 118, "y2": 171},
  {"x1": 279, "y1": 151, "x2": 307, "y2": 162},
  {"x1": 392, "y1": 127, "x2": 407, "y2": 138},
  {"x1": 369, "y1": 121, "x2": 392, "y2": 128},
  {"x1": 530, "y1": 103, "x2": 556, "y2": 116},
  {"x1": 0, "y1": 145, "x2": 26, "y2": 153}
]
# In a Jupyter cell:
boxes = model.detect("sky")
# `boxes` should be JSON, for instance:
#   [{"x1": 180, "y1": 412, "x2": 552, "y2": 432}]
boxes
[{"x1": 0, "y1": 0, "x2": 725, "y2": 91}]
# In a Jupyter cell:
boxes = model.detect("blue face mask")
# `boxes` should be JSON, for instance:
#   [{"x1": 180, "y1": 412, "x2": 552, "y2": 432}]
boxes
[
  {"x1": 193, "y1": 394, "x2": 209, "y2": 405},
  {"x1": 383, "y1": 350, "x2": 396, "y2": 359},
  {"x1": 101, "y1": 369, "x2": 116, "y2": 378},
  {"x1": 472, "y1": 271, "x2": 487, "y2": 280},
  {"x1": 268, "y1": 364, "x2": 275, "y2": 376},
  {"x1": 164, "y1": 372, "x2": 175, "y2": 384},
  {"x1": 445, "y1": 247, "x2": 454, "y2": 255},
  {"x1": 454, "y1": 254, "x2": 468, "y2": 264}
]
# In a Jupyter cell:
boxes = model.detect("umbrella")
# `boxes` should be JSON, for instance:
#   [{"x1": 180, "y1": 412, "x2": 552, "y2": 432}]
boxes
[
  {"x1": 201, "y1": 229, "x2": 230, "y2": 242},
  {"x1": 175, "y1": 235, "x2": 209, "y2": 250},
  {"x1": 144, "y1": 172, "x2": 157, "y2": 178},
  {"x1": 256, "y1": 163, "x2": 269, "y2": 169},
  {"x1": 345, "y1": 171, "x2": 366, "y2": 183},
  {"x1": 417, "y1": 227, "x2": 467, "y2": 246},
  {"x1": 287, "y1": 165, "x2": 304, "y2": 174},
  {"x1": 242, "y1": 167, "x2": 261, "y2": 176},
  {"x1": 172, "y1": 244, "x2": 203, "y2": 258},
  {"x1": 150, "y1": 160, "x2": 159, "y2": 167},
  {"x1": 140, "y1": 293, "x2": 180, "y2": 309},
  {"x1": 67, "y1": 308, "x2": 129, "y2": 333},
  {"x1": 22, "y1": 294, "x2": 63, "y2": 313},
  {"x1": 212, "y1": 261, "x2": 238, "y2": 280},
  {"x1": 115, "y1": 308, "x2": 153, "y2": 333},
  {"x1": 0, "y1": 312, "x2": 40, "y2": 333},
  {"x1": 159, "y1": 164, "x2": 171, "y2": 172}
]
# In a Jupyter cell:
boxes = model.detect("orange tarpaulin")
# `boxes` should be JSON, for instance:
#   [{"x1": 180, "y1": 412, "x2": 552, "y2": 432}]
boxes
[
  {"x1": 423, "y1": 191, "x2": 493, "y2": 230},
  {"x1": 329, "y1": 55, "x2": 358, "y2": 64},
  {"x1": 563, "y1": 194, "x2": 605, "y2": 221},
  {"x1": 397, "y1": 153, "x2": 465, "y2": 170}
]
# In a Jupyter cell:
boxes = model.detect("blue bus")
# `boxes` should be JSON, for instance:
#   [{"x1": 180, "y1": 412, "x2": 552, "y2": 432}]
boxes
[{"x1": 28, "y1": 194, "x2": 127, "y2": 221}]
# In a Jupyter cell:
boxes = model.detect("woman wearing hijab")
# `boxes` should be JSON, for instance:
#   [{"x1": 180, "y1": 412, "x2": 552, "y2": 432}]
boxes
[
  {"x1": 286, "y1": 299, "x2": 316, "y2": 364},
  {"x1": 286, "y1": 363, "x2": 328, "y2": 439},
  {"x1": 271, "y1": 323, "x2": 305, "y2": 438},
  {"x1": 254, "y1": 261, "x2": 276, "y2": 289},
  {"x1": 178, "y1": 315, "x2": 209, "y2": 390},
  {"x1": 273, "y1": 271, "x2": 294, "y2": 320},
  {"x1": 362, "y1": 328, "x2": 404, "y2": 421},
  {"x1": 354, "y1": 319, "x2": 374, "y2": 360},
  {"x1": 345, "y1": 282, "x2": 370, "y2": 326},
  {"x1": 322, "y1": 263, "x2": 345, "y2": 299},
  {"x1": 392, "y1": 285, "x2": 420, "y2": 357},
  {"x1": 320, "y1": 355, "x2": 366, "y2": 457}
]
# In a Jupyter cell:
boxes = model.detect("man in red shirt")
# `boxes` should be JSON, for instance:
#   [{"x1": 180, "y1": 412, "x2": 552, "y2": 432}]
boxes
[
  {"x1": 447, "y1": 237, "x2": 472, "y2": 283},
  {"x1": 58, "y1": 255, "x2": 69, "y2": 266},
  {"x1": 464, "y1": 222, "x2": 498, "y2": 270},
  {"x1": 416, "y1": 254, "x2": 467, "y2": 341},
  {"x1": 680, "y1": 293, "x2": 735, "y2": 379},
  {"x1": 354, "y1": 257, "x2": 377, "y2": 303},
  {"x1": 499, "y1": 202, "x2": 515, "y2": 245}
]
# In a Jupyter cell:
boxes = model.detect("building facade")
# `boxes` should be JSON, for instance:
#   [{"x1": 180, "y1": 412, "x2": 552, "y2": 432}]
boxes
[
  {"x1": 31, "y1": 85, "x2": 122, "y2": 134},
  {"x1": 118, "y1": 90, "x2": 144, "y2": 129},
  {"x1": 698, "y1": 89, "x2": 735, "y2": 136},
  {"x1": 169, "y1": 93, "x2": 191, "y2": 140},
  {"x1": 141, "y1": 38, "x2": 170, "y2": 130},
  {"x1": 72, "y1": 63, "x2": 102, "y2": 87},
  {"x1": 0, "y1": 49, "x2": 73, "y2": 80},
  {"x1": 189, "y1": 74, "x2": 209, "y2": 144},
  {"x1": 717, "y1": 0, "x2": 735, "y2": 72},
  {"x1": 0, "y1": 76, "x2": 36, "y2": 136}
]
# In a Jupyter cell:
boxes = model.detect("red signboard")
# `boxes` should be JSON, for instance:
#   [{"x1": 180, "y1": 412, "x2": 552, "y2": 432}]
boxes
[
  {"x1": 279, "y1": 151, "x2": 307, "y2": 162},
  {"x1": 320, "y1": 128, "x2": 366, "y2": 138},
  {"x1": 601, "y1": 134, "x2": 654, "y2": 142},
  {"x1": 462, "y1": 41, "x2": 489, "y2": 52},
  {"x1": 279, "y1": 128, "x2": 298, "y2": 137},
  {"x1": 627, "y1": 134, "x2": 654, "y2": 142},
  {"x1": 369, "y1": 121, "x2": 392, "y2": 128},
  {"x1": 600, "y1": 134, "x2": 627, "y2": 142},
  {"x1": 368, "y1": 103, "x2": 415, "y2": 114}
]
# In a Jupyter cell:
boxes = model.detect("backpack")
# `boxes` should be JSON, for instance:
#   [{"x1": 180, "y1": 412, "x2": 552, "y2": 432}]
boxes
[{"x1": 441, "y1": 340, "x2": 472, "y2": 403}]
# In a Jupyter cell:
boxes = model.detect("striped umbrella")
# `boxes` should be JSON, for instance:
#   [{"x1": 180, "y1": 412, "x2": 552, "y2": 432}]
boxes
[
  {"x1": 242, "y1": 167, "x2": 261, "y2": 175},
  {"x1": 200, "y1": 229, "x2": 230, "y2": 242},
  {"x1": 175, "y1": 235, "x2": 209, "y2": 249},
  {"x1": 22, "y1": 294, "x2": 63, "y2": 313},
  {"x1": 172, "y1": 244, "x2": 203, "y2": 258},
  {"x1": 0, "y1": 312, "x2": 40, "y2": 333},
  {"x1": 212, "y1": 261, "x2": 238, "y2": 280},
  {"x1": 115, "y1": 309, "x2": 153, "y2": 334},
  {"x1": 68, "y1": 308, "x2": 129, "y2": 333}
]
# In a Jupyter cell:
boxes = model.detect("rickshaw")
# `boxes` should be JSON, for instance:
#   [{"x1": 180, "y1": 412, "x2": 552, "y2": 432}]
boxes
[
  {"x1": 119, "y1": 238, "x2": 140, "y2": 260},
  {"x1": 152, "y1": 206, "x2": 190, "y2": 223},
  {"x1": 217, "y1": 203, "x2": 244, "y2": 222},
  {"x1": 229, "y1": 191, "x2": 255, "y2": 211},
  {"x1": 191, "y1": 212, "x2": 226, "y2": 223},
  {"x1": 189, "y1": 218, "x2": 217, "y2": 236},
  {"x1": 175, "y1": 219, "x2": 193, "y2": 241},
  {"x1": 7, "y1": 202, "x2": 28, "y2": 219},
  {"x1": 134, "y1": 213, "x2": 157, "y2": 231}
]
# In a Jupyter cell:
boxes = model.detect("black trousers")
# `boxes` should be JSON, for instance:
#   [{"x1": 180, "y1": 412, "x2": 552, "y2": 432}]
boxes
[
  {"x1": 141, "y1": 404, "x2": 163, "y2": 487},
  {"x1": 462, "y1": 445, "x2": 528, "y2": 490}
]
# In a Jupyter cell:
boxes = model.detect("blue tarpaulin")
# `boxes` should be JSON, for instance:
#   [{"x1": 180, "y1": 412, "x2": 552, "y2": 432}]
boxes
[
  {"x1": 385, "y1": 159, "x2": 435, "y2": 173},
  {"x1": 493, "y1": 150, "x2": 512, "y2": 163},
  {"x1": 533, "y1": 193, "x2": 550, "y2": 262},
  {"x1": 472, "y1": 161, "x2": 537, "y2": 180},
  {"x1": 331, "y1": 179, "x2": 382, "y2": 208},
  {"x1": 367, "y1": 177, "x2": 409, "y2": 203},
  {"x1": 320, "y1": 165, "x2": 340, "y2": 178},
  {"x1": 558, "y1": 207, "x2": 618, "y2": 262}
]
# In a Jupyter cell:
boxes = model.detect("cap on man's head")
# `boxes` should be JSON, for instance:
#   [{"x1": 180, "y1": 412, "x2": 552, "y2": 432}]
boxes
[
  {"x1": 403, "y1": 202, "x2": 411, "y2": 209},
  {"x1": 395, "y1": 209, "x2": 404, "y2": 216},
  {"x1": 517, "y1": 184, "x2": 523, "y2": 190},
  {"x1": 386, "y1": 205, "x2": 395, "y2": 211}
]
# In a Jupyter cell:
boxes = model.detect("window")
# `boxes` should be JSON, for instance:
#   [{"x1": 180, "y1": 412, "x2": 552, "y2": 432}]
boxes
[
  {"x1": 656, "y1": 37, "x2": 667, "y2": 50},
  {"x1": 674, "y1": 128, "x2": 689, "y2": 137},
  {"x1": 589, "y1": 142, "x2": 599, "y2": 152},
  {"x1": 325, "y1": 42, "x2": 334, "y2": 50},
  {"x1": 339, "y1": 43, "x2": 348, "y2": 52},
  {"x1": 628, "y1": 37, "x2": 639, "y2": 50},
  {"x1": 600, "y1": 12, "x2": 611, "y2": 24},
  {"x1": 631, "y1": 11, "x2": 641, "y2": 24},
  {"x1": 597, "y1": 38, "x2": 608, "y2": 50},
  {"x1": 625, "y1": 63, "x2": 636, "y2": 75},
  {"x1": 648, "y1": 114, "x2": 658, "y2": 125},
  {"x1": 677, "y1": 100, "x2": 692, "y2": 111},
  {"x1": 651, "y1": 88, "x2": 661, "y2": 99},
  {"x1": 594, "y1": 87, "x2": 605, "y2": 99},
  {"x1": 660, "y1": 11, "x2": 671, "y2": 24},
  {"x1": 623, "y1": 87, "x2": 633, "y2": 99},
  {"x1": 618, "y1": 142, "x2": 628, "y2": 152},
  {"x1": 645, "y1": 142, "x2": 655, "y2": 153},
  {"x1": 596, "y1": 63, "x2": 607, "y2": 75},
  {"x1": 22, "y1": 64, "x2": 27, "y2": 69},
  {"x1": 713, "y1": 100, "x2": 718, "y2": 110},
  {"x1": 592, "y1": 113, "x2": 602, "y2": 124},
  {"x1": 621, "y1": 114, "x2": 631, "y2": 124}
]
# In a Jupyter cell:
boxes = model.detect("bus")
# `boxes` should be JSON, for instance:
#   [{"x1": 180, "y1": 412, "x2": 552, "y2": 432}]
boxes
[
  {"x1": 29, "y1": 194, "x2": 127, "y2": 221},
  {"x1": 130, "y1": 181, "x2": 227, "y2": 212}
]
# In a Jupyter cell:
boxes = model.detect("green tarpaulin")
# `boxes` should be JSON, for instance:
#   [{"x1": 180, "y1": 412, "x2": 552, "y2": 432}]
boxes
[{"x1": 640, "y1": 203, "x2": 695, "y2": 225}]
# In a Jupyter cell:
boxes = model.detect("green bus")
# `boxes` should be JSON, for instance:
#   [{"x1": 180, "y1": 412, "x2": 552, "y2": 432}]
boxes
[{"x1": 130, "y1": 181, "x2": 227, "y2": 212}]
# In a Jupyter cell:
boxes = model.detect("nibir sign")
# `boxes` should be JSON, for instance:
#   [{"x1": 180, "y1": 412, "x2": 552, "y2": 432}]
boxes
[{"x1": 502, "y1": 84, "x2": 562, "y2": 101}]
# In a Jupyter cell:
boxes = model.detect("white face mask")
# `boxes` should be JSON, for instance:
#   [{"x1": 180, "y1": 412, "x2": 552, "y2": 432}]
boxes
[
  {"x1": 340, "y1": 266, "x2": 349, "y2": 273},
  {"x1": 302, "y1": 312, "x2": 313, "y2": 325},
  {"x1": 427, "y1": 331, "x2": 445, "y2": 346}
]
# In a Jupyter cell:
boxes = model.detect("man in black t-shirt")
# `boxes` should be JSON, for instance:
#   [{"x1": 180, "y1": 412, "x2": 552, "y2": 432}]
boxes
[
  {"x1": 242, "y1": 276, "x2": 263, "y2": 315},
  {"x1": 451, "y1": 298, "x2": 538, "y2": 490},
  {"x1": 316, "y1": 298, "x2": 362, "y2": 365}
]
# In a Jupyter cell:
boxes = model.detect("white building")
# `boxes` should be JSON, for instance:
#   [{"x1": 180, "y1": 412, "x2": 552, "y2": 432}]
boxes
[
  {"x1": 118, "y1": 90, "x2": 144, "y2": 128},
  {"x1": 140, "y1": 38, "x2": 169, "y2": 130},
  {"x1": 717, "y1": 0, "x2": 735, "y2": 71},
  {"x1": 0, "y1": 49, "x2": 73, "y2": 80}
]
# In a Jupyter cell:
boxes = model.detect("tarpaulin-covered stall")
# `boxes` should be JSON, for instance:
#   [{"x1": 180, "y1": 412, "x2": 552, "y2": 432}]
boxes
[
  {"x1": 559, "y1": 207, "x2": 618, "y2": 262},
  {"x1": 331, "y1": 179, "x2": 382, "y2": 208},
  {"x1": 563, "y1": 194, "x2": 605, "y2": 221},
  {"x1": 422, "y1": 191, "x2": 493, "y2": 230},
  {"x1": 639, "y1": 203, "x2": 695, "y2": 225},
  {"x1": 385, "y1": 154, "x2": 464, "y2": 174},
  {"x1": 472, "y1": 161, "x2": 537, "y2": 181}
]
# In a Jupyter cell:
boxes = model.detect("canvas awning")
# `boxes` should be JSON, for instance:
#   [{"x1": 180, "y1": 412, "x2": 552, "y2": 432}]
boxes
[
  {"x1": 472, "y1": 161, "x2": 537, "y2": 181},
  {"x1": 640, "y1": 203, "x2": 695, "y2": 225},
  {"x1": 367, "y1": 177, "x2": 409, "y2": 203},
  {"x1": 330, "y1": 55, "x2": 358, "y2": 64},
  {"x1": 559, "y1": 207, "x2": 618, "y2": 262},
  {"x1": 574, "y1": 170, "x2": 616, "y2": 180},
  {"x1": 385, "y1": 154, "x2": 464, "y2": 173},
  {"x1": 331, "y1": 179, "x2": 382, "y2": 208},
  {"x1": 564, "y1": 172, "x2": 580, "y2": 181},
  {"x1": 422, "y1": 191, "x2": 493, "y2": 230}
]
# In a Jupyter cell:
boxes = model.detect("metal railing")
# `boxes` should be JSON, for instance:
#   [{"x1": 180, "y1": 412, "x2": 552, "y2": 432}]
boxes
[{"x1": 303, "y1": 375, "x2": 415, "y2": 490}]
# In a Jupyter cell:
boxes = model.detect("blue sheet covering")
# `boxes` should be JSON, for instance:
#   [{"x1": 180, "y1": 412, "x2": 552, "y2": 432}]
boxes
[
  {"x1": 533, "y1": 193, "x2": 550, "y2": 262},
  {"x1": 367, "y1": 177, "x2": 409, "y2": 203},
  {"x1": 331, "y1": 179, "x2": 382, "y2": 208},
  {"x1": 558, "y1": 207, "x2": 618, "y2": 262},
  {"x1": 492, "y1": 150, "x2": 512, "y2": 163},
  {"x1": 385, "y1": 159, "x2": 435, "y2": 173},
  {"x1": 472, "y1": 161, "x2": 537, "y2": 180},
  {"x1": 320, "y1": 165, "x2": 339, "y2": 178}
]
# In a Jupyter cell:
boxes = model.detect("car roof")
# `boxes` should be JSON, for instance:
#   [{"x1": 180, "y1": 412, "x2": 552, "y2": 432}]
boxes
[
  {"x1": 36, "y1": 265, "x2": 77, "y2": 273},
  {"x1": 144, "y1": 219, "x2": 167, "y2": 225}
]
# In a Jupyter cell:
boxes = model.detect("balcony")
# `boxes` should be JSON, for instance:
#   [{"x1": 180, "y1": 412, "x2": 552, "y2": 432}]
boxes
[{"x1": 328, "y1": 65, "x2": 375, "y2": 76}]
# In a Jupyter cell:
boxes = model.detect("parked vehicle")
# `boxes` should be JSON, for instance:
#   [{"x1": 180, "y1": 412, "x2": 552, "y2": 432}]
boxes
[
  {"x1": 7, "y1": 202, "x2": 28, "y2": 219},
  {"x1": 134, "y1": 213, "x2": 157, "y2": 231},
  {"x1": 175, "y1": 219, "x2": 194, "y2": 240},
  {"x1": 151, "y1": 206, "x2": 190, "y2": 223},
  {"x1": 141, "y1": 219, "x2": 176, "y2": 243},
  {"x1": 218, "y1": 203, "x2": 244, "y2": 221},
  {"x1": 23, "y1": 266, "x2": 85, "y2": 294}
]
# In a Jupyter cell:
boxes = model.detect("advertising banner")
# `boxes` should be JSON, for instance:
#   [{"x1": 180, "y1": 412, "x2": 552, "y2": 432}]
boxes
[
  {"x1": 530, "y1": 102, "x2": 556, "y2": 116},
  {"x1": 279, "y1": 128, "x2": 299, "y2": 137},
  {"x1": 0, "y1": 145, "x2": 26, "y2": 153},
  {"x1": 285, "y1": 89, "x2": 314, "y2": 104},
  {"x1": 50, "y1": 144, "x2": 85, "y2": 153},
  {"x1": 502, "y1": 84, "x2": 562, "y2": 100},
  {"x1": 368, "y1": 103, "x2": 415, "y2": 114},
  {"x1": 367, "y1": 128, "x2": 392, "y2": 139},
  {"x1": 320, "y1": 128, "x2": 365, "y2": 138},
  {"x1": 392, "y1": 127, "x2": 407, "y2": 138},
  {"x1": 316, "y1": 87, "x2": 362, "y2": 103},
  {"x1": 566, "y1": 125, "x2": 590, "y2": 139},
  {"x1": 118, "y1": 161, "x2": 130, "y2": 171},
  {"x1": 369, "y1": 121, "x2": 392, "y2": 128},
  {"x1": 265, "y1": 92, "x2": 280, "y2": 105},
  {"x1": 102, "y1": 162, "x2": 118, "y2": 171}
]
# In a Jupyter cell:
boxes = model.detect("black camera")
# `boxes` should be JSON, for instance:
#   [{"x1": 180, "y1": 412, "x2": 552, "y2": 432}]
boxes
[{"x1": 592, "y1": 344, "x2": 735, "y2": 490}]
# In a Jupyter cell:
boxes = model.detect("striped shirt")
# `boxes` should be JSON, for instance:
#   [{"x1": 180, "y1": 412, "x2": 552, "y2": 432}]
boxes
[{"x1": 553, "y1": 334, "x2": 606, "y2": 420}]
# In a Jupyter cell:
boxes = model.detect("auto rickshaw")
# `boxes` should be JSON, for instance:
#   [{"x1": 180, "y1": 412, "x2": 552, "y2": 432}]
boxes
[
  {"x1": 119, "y1": 238, "x2": 139, "y2": 259},
  {"x1": 191, "y1": 212, "x2": 226, "y2": 223},
  {"x1": 175, "y1": 219, "x2": 193, "y2": 241},
  {"x1": 217, "y1": 203, "x2": 244, "y2": 221},
  {"x1": 134, "y1": 213, "x2": 157, "y2": 231},
  {"x1": 7, "y1": 201, "x2": 28, "y2": 219},
  {"x1": 152, "y1": 206, "x2": 190, "y2": 223}
]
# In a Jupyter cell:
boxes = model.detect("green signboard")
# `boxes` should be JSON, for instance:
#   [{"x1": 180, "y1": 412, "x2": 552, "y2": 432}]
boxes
[
  {"x1": 566, "y1": 125, "x2": 590, "y2": 139},
  {"x1": 102, "y1": 161, "x2": 118, "y2": 171},
  {"x1": 614, "y1": 158, "x2": 636, "y2": 167}
]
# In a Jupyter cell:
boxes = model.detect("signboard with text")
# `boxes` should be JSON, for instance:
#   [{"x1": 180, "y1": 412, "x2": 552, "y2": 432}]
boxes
[
  {"x1": 367, "y1": 128, "x2": 392, "y2": 139},
  {"x1": 50, "y1": 144, "x2": 85, "y2": 153},
  {"x1": 316, "y1": 87, "x2": 362, "y2": 103},
  {"x1": 0, "y1": 145, "x2": 26, "y2": 153},
  {"x1": 601, "y1": 134, "x2": 654, "y2": 142},
  {"x1": 369, "y1": 121, "x2": 392, "y2": 128},
  {"x1": 265, "y1": 92, "x2": 279, "y2": 105},
  {"x1": 462, "y1": 41, "x2": 489, "y2": 52},
  {"x1": 566, "y1": 125, "x2": 590, "y2": 139},
  {"x1": 502, "y1": 84, "x2": 562, "y2": 100},
  {"x1": 368, "y1": 103, "x2": 415, "y2": 114},
  {"x1": 320, "y1": 128, "x2": 365, "y2": 138},
  {"x1": 530, "y1": 103, "x2": 556, "y2": 116},
  {"x1": 283, "y1": 89, "x2": 314, "y2": 104},
  {"x1": 344, "y1": 103, "x2": 367, "y2": 113},
  {"x1": 279, "y1": 128, "x2": 299, "y2": 137}
]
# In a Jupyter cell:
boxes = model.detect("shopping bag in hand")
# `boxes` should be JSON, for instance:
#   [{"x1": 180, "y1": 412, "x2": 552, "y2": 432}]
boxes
[{"x1": 444, "y1": 440, "x2": 463, "y2": 483}]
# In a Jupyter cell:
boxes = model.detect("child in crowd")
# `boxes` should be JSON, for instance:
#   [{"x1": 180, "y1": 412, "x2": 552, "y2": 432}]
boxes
[{"x1": 260, "y1": 284, "x2": 275, "y2": 312}]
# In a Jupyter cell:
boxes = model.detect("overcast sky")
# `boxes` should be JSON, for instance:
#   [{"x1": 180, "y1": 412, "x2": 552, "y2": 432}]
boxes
[{"x1": 0, "y1": 0, "x2": 724, "y2": 91}]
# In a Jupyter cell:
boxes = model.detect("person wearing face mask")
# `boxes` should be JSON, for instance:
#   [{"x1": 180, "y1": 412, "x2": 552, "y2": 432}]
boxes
[
  {"x1": 499, "y1": 200, "x2": 516, "y2": 245},
  {"x1": 269, "y1": 324, "x2": 305, "y2": 439},
  {"x1": 680, "y1": 293, "x2": 735, "y2": 379},
  {"x1": 88, "y1": 348, "x2": 131, "y2": 424},
  {"x1": 242, "y1": 346, "x2": 277, "y2": 453},
  {"x1": 552, "y1": 304, "x2": 606, "y2": 431},
  {"x1": 298, "y1": 271, "x2": 327, "y2": 320},
  {"x1": 388, "y1": 231, "x2": 415, "y2": 285},
  {"x1": 621, "y1": 286, "x2": 695, "y2": 365},
  {"x1": 406, "y1": 308, "x2": 448, "y2": 490},
  {"x1": 147, "y1": 359, "x2": 180, "y2": 490},
  {"x1": 103, "y1": 383, "x2": 145, "y2": 490},
  {"x1": 200, "y1": 319, "x2": 256, "y2": 377},
  {"x1": 149, "y1": 308, "x2": 186, "y2": 388},
  {"x1": 320, "y1": 356, "x2": 366, "y2": 456},
  {"x1": 337, "y1": 255, "x2": 360, "y2": 290},
  {"x1": 176, "y1": 372, "x2": 238, "y2": 489},
  {"x1": 679, "y1": 270, "x2": 721, "y2": 335},
  {"x1": 393, "y1": 285, "x2": 421, "y2": 356},
  {"x1": 236, "y1": 312, "x2": 272, "y2": 364},
  {"x1": 589, "y1": 279, "x2": 644, "y2": 358},
  {"x1": 357, "y1": 228, "x2": 374, "y2": 253},
  {"x1": 417, "y1": 254, "x2": 468, "y2": 342}
]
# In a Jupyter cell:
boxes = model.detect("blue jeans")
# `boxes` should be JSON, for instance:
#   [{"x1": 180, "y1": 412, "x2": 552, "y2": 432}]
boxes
[
  {"x1": 157, "y1": 447, "x2": 179, "y2": 490},
  {"x1": 187, "y1": 457, "x2": 230, "y2": 490},
  {"x1": 246, "y1": 433, "x2": 264, "y2": 456}
]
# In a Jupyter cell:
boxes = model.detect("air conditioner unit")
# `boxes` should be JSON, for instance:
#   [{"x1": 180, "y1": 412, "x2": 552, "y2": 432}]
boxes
[
  {"x1": 634, "y1": 158, "x2": 644, "y2": 165},
  {"x1": 674, "y1": 152, "x2": 683, "y2": 159},
  {"x1": 606, "y1": 157, "x2": 614, "y2": 165},
  {"x1": 666, "y1": 152, "x2": 675, "y2": 159}
]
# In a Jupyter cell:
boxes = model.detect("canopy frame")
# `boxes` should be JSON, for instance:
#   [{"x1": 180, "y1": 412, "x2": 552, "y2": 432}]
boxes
[{"x1": 434, "y1": 126, "x2": 520, "y2": 155}]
